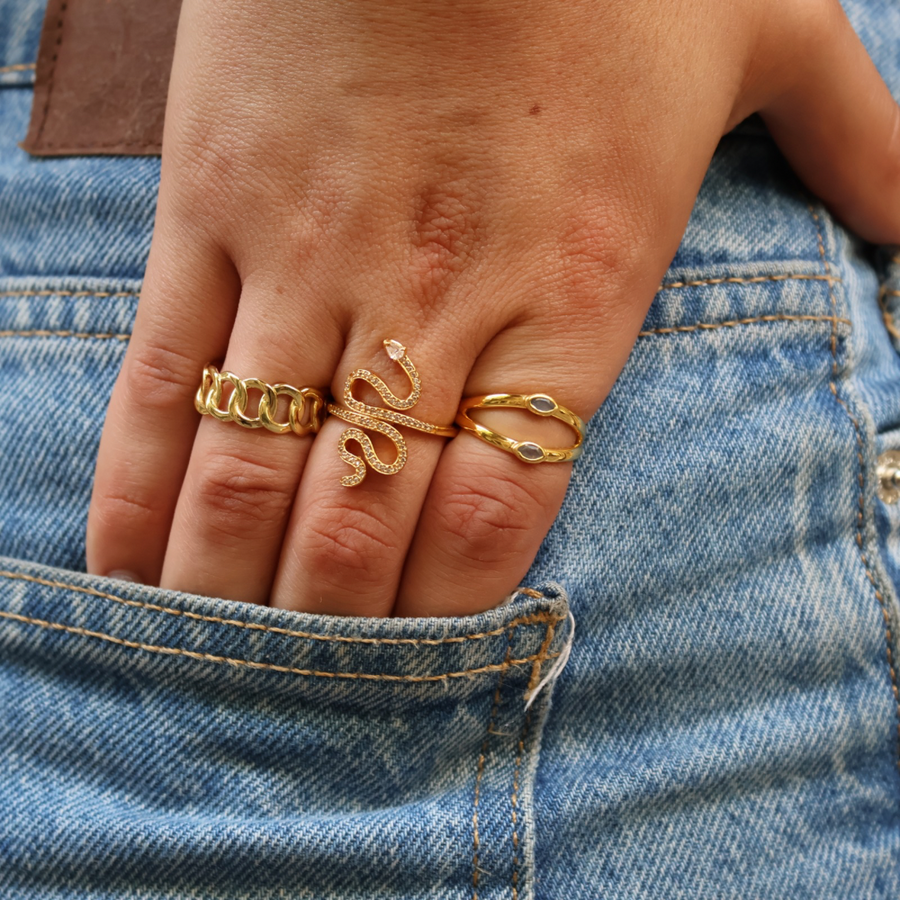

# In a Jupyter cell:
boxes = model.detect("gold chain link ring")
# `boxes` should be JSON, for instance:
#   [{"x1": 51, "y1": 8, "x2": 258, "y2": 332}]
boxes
[{"x1": 194, "y1": 364, "x2": 327, "y2": 436}]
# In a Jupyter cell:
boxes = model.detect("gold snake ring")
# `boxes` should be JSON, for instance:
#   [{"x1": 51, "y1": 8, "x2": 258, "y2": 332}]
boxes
[{"x1": 327, "y1": 339, "x2": 457, "y2": 487}]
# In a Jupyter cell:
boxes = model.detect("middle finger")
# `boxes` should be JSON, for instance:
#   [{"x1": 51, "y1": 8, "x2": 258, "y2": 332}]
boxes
[{"x1": 270, "y1": 330, "x2": 476, "y2": 617}]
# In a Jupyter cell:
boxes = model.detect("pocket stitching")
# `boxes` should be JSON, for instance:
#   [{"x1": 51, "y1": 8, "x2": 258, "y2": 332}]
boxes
[
  {"x1": 0, "y1": 62, "x2": 36, "y2": 75},
  {"x1": 0, "y1": 328, "x2": 130, "y2": 341},
  {"x1": 638, "y1": 312, "x2": 849, "y2": 338},
  {"x1": 810, "y1": 202, "x2": 900, "y2": 785},
  {"x1": 658, "y1": 273, "x2": 839, "y2": 291},
  {"x1": 0, "y1": 568, "x2": 558, "y2": 645},
  {"x1": 510, "y1": 706, "x2": 533, "y2": 900},
  {"x1": 0, "y1": 607, "x2": 561, "y2": 682},
  {"x1": 472, "y1": 637, "x2": 510, "y2": 899}
]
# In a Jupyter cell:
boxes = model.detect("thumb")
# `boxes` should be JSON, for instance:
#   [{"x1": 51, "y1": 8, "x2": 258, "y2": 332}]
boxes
[{"x1": 754, "y1": 0, "x2": 900, "y2": 245}]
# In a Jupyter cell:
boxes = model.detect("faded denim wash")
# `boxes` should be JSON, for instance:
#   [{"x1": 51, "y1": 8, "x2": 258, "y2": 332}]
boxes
[{"x1": 2, "y1": 0, "x2": 900, "y2": 896}]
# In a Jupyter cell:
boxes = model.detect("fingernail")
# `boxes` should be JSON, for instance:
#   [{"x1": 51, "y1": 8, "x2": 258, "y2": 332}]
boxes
[{"x1": 106, "y1": 569, "x2": 138, "y2": 583}]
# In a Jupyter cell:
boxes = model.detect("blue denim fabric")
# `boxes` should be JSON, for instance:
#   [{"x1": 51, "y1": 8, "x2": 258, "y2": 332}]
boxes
[{"x1": 2, "y1": 0, "x2": 900, "y2": 896}]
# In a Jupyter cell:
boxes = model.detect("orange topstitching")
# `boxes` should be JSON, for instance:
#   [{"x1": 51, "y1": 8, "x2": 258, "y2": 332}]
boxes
[
  {"x1": 0, "y1": 274, "x2": 847, "y2": 342},
  {"x1": 472, "y1": 639, "x2": 511, "y2": 900},
  {"x1": 0, "y1": 607, "x2": 561, "y2": 682},
  {"x1": 0, "y1": 568, "x2": 560, "y2": 646},
  {"x1": 809, "y1": 204, "x2": 900, "y2": 779},
  {"x1": 0, "y1": 62, "x2": 35, "y2": 74}
]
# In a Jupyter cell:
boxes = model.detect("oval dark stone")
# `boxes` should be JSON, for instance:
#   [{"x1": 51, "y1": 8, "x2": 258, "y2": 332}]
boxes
[
  {"x1": 529, "y1": 395, "x2": 556, "y2": 413},
  {"x1": 518, "y1": 442, "x2": 544, "y2": 461}
]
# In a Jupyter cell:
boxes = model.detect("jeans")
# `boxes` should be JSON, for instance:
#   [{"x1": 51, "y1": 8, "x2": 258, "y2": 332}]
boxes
[{"x1": 2, "y1": 0, "x2": 900, "y2": 896}]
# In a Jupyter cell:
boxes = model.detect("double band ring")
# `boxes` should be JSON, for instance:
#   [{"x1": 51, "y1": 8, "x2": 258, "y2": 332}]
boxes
[
  {"x1": 194, "y1": 340, "x2": 586, "y2": 485},
  {"x1": 455, "y1": 393, "x2": 586, "y2": 464}
]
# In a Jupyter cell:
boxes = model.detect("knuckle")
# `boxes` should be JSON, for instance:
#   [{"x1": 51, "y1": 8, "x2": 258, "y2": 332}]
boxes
[
  {"x1": 192, "y1": 451, "x2": 294, "y2": 539},
  {"x1": 166, "y1": 122, "x2": 309, "y2": 230},
  {"x1": 435, "y1": 471, "x2": 541, "y2": 568},
  {"x1": 555, "y1": 201, "x2": 643, "y2": 303},
  {"x1": 125, "y1": 340, "x2": 202, "y2": 412},
  {"x1": 90, "y1": 486, "x2": 167, "y2": 535},
  {"x1": 303, "y1": 502, "x2": 398, "y2": 586},
  {"x1": 405, "y1": 171, "x2": 485, "y2": 312}
]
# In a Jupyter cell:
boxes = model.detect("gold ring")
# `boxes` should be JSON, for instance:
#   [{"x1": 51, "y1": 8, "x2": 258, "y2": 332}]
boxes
[
  {"x1": 194, "y1": 364, "x2": 327, "y2": 435},
  {"x1": 327, "y1": 339, "x2": 457, "y2": 487},
  {"x1": 455, "y1": 393, "x2": 586, "y2": 463}
]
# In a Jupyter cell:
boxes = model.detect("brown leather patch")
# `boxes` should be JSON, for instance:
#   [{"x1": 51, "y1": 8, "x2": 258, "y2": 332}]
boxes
[{"x1": 20, "y1": 0, "x2": 182, "y2": 156}]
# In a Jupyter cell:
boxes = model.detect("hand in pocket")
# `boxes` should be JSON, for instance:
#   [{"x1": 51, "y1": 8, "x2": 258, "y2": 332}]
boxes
[{"x1": 86, "y1": 0, "x2": 900, "y2": 616}]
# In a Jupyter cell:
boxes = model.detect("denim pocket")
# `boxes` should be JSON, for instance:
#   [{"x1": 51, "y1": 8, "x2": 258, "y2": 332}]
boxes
[
  {"x1": 0, "y1": 557, "x2": 572, "y2": 897},
  {"x1": 0, "y1": 271, "x2": 573, "y2": 898}
]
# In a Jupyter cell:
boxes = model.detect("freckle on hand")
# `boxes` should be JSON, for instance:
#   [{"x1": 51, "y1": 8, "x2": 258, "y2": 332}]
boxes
[{"x1": 529, "y1": 104, "x2": 541, "y2": 116}]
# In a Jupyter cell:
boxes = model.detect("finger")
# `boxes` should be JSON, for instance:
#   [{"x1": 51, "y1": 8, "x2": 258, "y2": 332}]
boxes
[
  {"x1": 158, "y1": 279, "x2": 343, "y2": 605},
  {"x1": 752, "y1": 0, "x2": 900, "y2": 244},
  {"x1": 270, "y1": 333, "x2": 475, "y2": 617},
  {"x1": 86, "y1": 223, "x2": 240, "y2": 586},
  {"x1": 393, "y1": 326, "x2": 606, "y2": 618}
]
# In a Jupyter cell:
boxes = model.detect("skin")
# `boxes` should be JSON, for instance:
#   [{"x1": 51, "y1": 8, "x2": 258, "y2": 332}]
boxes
[{"x1": 86, "y1": 0, "x2": 900, "y2": 617}]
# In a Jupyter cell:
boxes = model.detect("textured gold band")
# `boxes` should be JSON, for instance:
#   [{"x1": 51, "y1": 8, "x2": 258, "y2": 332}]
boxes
[
  {"x1": 195, "y1": 342, "x2": 456, "y2": 487},
  {"x1": 194, "y1": 364, "x2": 327, "y2": 436},
  {"x1": 327, "y1": 339, "x2": 457, "y2": 487},
  {"x1": 455, "y1": 393, "x2": 586, "y2": 463},
  {"x1": 195, "y1": 368, "x2": 583, "y2": 466}
]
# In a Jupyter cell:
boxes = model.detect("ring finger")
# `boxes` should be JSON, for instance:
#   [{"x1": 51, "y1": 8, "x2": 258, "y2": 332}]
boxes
[{"x1": 393, "y1": 318, "x2": 639, "y2": 618}]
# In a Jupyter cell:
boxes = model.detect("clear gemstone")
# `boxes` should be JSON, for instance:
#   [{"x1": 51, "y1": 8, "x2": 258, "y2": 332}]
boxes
[
  {"x1": 517, "y1": 442, "x2": 544, "y2": 461},
  {"x1": 385, "y1": 339, "x2": 405, "y2": 360},
  {"x1": 529, "y1": 395, "x2": 556, "y2": 414}
]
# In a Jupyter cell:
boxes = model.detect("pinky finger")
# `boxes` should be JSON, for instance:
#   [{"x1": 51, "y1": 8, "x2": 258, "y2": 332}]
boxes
[{"x1": 86, "y1": 225, "x2": 239, "y2": 585}]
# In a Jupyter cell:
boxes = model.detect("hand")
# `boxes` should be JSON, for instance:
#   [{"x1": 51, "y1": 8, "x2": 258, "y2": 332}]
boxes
[{"x1": 86, "y1": 0, "x2": 900, "y2": 617}]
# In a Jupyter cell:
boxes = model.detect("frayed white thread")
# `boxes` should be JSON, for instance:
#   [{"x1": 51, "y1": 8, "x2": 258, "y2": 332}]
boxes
[{"x1": 524, "y1": 610, "x2": 575, "y2": 712}]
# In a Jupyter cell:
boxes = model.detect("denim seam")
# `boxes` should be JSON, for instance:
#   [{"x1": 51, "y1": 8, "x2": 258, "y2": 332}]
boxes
[
  {"x1": 0, "y1": 274, "x2": 840, "y2": 303},
  {"x1": 33, "y1": 0, "x2": 68, "y2": 146},
  {"x1": 810, "y1": 203, "x2": 900, "y2": 781},
  {"x1": 0, "y1": 289, "x2": 139, "y2": 298},
  {"x1": 526, "y1": 617, "x2": 558, "y2": 695},
  {"x1": 510, "y1": 707, "x2": 533, "y2": 900},
  {"x1": 659, "y1": 273, "x2": 839, "y2": 290},
  {"x1": 0, "y1": 329, "x2": 130, "y2": 341},
  {"x1": 0, "y1": 568, "x2": 556, "y2": 645},
  {"x1": 0, "y1": 317, "x2": 851, "y2": 345},
  {"x1": 0, "y1": 63, "x2": 35, "y2": 74},
  {"x1": 0, "y1": 607, "x2": 561, "y2": 682},
  {"x1": 638, "y1": 313, "x2": 850, "y2": 338},
  {"x1": 472, "y1": 635, "x2": 511, "y2": 900}
]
